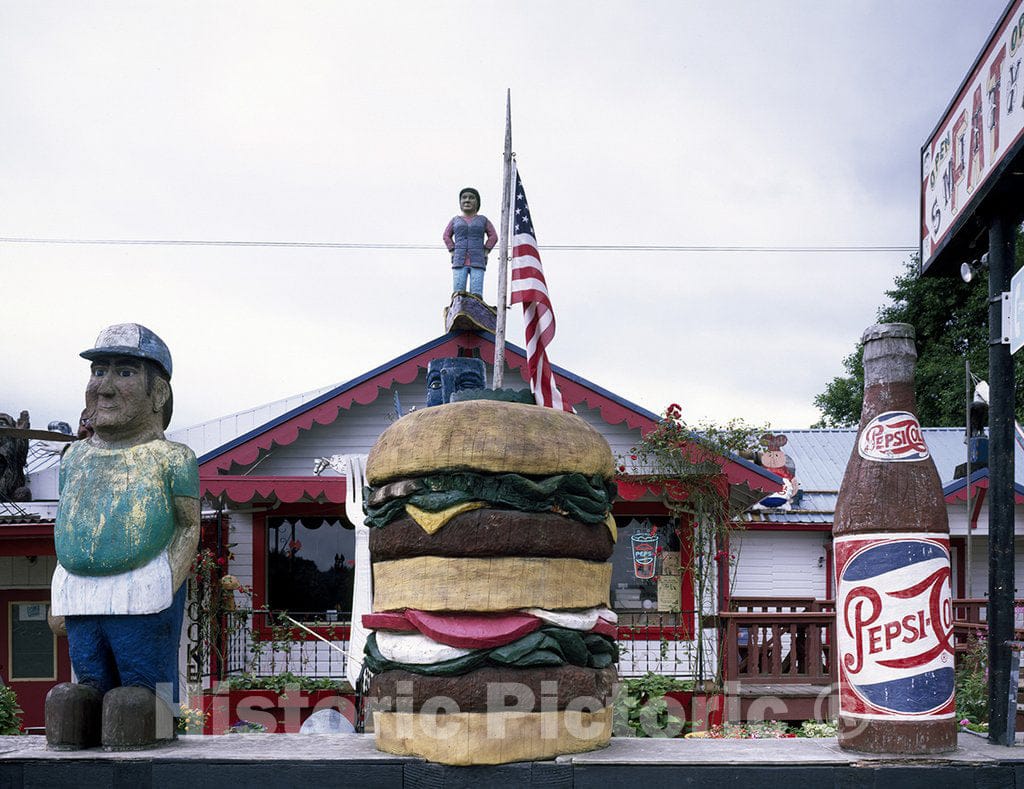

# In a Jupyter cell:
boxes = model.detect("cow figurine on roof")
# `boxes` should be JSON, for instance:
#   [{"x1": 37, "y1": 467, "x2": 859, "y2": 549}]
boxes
[{"x1": 46, "y1": 323, "x2": 200, "y2": 751}]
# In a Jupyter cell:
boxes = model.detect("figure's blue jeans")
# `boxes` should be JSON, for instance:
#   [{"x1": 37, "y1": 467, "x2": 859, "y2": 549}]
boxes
[
  {"x1": 452, "y1": 266, "x2": 485, "y2": 296},
  {"x1": 64, "y1": 584, "x2": 186, "y2": 708}
]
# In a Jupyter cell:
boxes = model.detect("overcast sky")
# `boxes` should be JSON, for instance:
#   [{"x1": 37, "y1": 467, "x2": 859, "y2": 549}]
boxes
[{"x1": 0, "y1": 1, "x2": 1010, "y2": 435}]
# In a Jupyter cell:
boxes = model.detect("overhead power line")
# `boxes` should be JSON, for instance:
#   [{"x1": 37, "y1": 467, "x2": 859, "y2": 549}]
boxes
[{"x1": 0, "y1": 236, "x2": 917, "y2": 254}]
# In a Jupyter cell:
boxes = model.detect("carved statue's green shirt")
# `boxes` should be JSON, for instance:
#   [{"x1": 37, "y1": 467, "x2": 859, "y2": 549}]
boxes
[{"x1": 55, "y1": 439, "x2": 199, "y2": 576}]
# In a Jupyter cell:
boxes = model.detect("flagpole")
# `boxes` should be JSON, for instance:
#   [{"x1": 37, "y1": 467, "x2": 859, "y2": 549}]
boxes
[{"x1": 493, "y1": 90, "x2": 512, "y2": 389}]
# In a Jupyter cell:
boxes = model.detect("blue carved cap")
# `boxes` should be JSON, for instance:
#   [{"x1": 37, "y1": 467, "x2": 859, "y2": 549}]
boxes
[{"x1": 80, "y1": 323, "x2": 173, "y2": 379}]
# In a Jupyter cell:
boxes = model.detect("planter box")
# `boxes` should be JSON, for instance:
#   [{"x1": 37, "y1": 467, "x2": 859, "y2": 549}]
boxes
[
  {"x1": 196, "y1": 687, "x2": 356, "y2": 735},
  {"x1": 684, "y1": 691, "x2": 724, "y2": 732}
]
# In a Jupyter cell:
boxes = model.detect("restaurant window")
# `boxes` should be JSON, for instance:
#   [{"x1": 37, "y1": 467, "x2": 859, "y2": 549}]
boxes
[
  {"x1": 10, "y1": 602, "x2": 56, "y2": 680},
  {"x1": 267, "y1": 517, "x2": 354, "y2": 622},
  {"x1": 610, "y1": 517, "x2": 685, "y2": 626}
]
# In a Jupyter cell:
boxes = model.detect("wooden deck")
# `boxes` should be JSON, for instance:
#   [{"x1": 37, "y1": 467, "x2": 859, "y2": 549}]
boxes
[{"x1": 716, "y1": 596, "x2": 1021, "y2": 723}]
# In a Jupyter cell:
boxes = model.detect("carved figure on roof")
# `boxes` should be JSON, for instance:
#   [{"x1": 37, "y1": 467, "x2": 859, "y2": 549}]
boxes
[
  {"x1": 46, "y1": 323, "x2": 199, "y2": 751},
  {"x1": 755, "y1": 433, "x2": 801, "y2": 510},
  {"x1": 425, "y1": 357, "x2": 487, "y2": 407},
  {"x1": 442, "y1": 187, "x2": 497, "y2": 297},
  {"x1": 0, "y1": 410, "x2": 31, "y2": 502}
]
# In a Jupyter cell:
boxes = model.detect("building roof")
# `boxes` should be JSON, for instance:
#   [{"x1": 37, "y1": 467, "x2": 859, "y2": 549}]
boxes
[
  {"x1": 741, "y1": 427, "x2": 1024, "y2": 526},
  {"x1": 191, "y1": 330, "x2": 781, "y2": 507}
]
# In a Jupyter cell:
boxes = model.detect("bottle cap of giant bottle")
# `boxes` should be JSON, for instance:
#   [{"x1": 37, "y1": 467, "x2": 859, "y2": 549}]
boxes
[{"x1": 834, "y1": 323, "x2": 956, "y2": 754}]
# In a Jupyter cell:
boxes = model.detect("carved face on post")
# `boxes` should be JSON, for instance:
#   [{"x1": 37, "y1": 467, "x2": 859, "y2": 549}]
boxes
[
  {"x1": 86, "y1": 357, "x2": 168, "y2": 445},
  {"x1": 426, "y1": 357, "x2": 486, "y2": 407}
]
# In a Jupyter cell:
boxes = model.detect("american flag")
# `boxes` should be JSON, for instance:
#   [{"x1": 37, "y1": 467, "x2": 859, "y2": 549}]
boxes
[{"x1": 509, "y1": 166, "x2": 570, "y2": 411}]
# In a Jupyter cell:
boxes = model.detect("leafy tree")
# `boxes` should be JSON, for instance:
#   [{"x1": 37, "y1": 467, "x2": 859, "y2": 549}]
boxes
[{"x1": 814, "y1": 253, "x2": 1024, "y2": 427}]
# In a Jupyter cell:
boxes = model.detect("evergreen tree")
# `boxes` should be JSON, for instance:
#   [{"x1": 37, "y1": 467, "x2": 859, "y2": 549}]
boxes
[{"x1": 814, "y1": 254, "x2": 1024, "y2": 427}]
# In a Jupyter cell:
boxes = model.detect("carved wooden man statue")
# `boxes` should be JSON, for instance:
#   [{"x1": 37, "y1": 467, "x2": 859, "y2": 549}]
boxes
[{"x1": 46, "y1": 323, "x2": 199, "y2": 750}]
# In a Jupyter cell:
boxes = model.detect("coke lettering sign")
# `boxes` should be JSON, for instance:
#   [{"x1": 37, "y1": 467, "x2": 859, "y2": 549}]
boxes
[
  {"x1": 835, "y1": 534, "x2": 955, "y2": 720},
  {"x1": 858, "y1": 411, "x2": 929, "y2": 462}
]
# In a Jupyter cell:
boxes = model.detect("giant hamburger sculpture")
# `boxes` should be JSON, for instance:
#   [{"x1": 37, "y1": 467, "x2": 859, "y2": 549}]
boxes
[{"x1": 362, "y1": 396, "x2": 619, "y2": 765}]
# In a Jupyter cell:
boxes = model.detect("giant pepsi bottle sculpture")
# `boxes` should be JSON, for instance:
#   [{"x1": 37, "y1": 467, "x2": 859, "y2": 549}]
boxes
[{"x1": 834, "y1": 323, "x2": 956, "y2": 753}]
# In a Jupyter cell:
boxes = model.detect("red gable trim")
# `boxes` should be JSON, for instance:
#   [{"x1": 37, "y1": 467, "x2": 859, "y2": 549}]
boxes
[
  {"x1": 197, "y1": 332, "x2": 779, "y2": 503},
  {"x1": 486, "y1": 343, "x2": 655, "y2": 433},
  {"x1": 201, "y1": 475, "x2": 346, "y2": 506},
  {"x1": 200, "y1": 336, "x2": 470, "y2": 474},
  {"x1": 944, "y1": 477, "x2": 1024, "y2": 504},
  {"x1": 200, "y1": 334, "x2": 658, "y2": 475}
]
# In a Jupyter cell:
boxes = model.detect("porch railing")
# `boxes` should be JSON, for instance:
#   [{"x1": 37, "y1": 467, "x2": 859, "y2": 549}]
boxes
[
  {"x1": 195, "y1": 597, "x2": 1010, "y2": 686},
  {"x1": 202, "y1": 608, "x2": 707, "y2": 682},
  {"x1": 951, "y1": 598, "x2": 1024, "y2": 655},
  {"x1": 719, "y1": 611, "x2": 835, "y2": 685}
]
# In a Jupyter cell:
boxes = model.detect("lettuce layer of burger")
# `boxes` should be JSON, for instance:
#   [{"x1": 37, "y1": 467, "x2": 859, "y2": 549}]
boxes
[{"x1": 361, "y1": 398, "x2": 621, "y2": 764}]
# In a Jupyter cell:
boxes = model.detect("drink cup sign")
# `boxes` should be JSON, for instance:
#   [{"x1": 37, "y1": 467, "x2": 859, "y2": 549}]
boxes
[{"x1": 631, "y1": 531, "x2": 658, "y2": 579}]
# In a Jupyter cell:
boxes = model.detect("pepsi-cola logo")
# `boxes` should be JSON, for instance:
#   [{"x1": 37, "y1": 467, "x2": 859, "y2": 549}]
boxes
[
  {"x1": 633, "y1": 546, "x2": 656, "y2": 565},
  {"x1": 858, "y1": 411, "x2": 929, "y2": 462},
  {"x1": 836, "y1": 535, "x2": 954, "y2": 719}
]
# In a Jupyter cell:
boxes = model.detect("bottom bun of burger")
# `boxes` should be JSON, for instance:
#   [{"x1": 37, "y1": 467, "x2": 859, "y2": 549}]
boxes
[
  {"x1": 373, "y1": 706, "x2": 612, "y2": 766},
  {"x1": 368, "y1": 665, "x2": 618, "y2": 713}
]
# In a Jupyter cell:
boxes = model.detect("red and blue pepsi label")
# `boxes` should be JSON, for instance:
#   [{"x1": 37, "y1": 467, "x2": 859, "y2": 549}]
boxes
[
  {"x1": 858, "y1": 411, "x2": 929, "y2": 462},
  {"x1": 835, "y1": 533, "x2": 955, "y2": 720}
]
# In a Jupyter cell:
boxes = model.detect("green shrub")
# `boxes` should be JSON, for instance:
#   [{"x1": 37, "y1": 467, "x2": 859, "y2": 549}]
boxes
[
  {"x1": 0, "y1": 685, "x2": 23, "y2": 735},
  {"x1": 220, "y1": 671, "x2": 346, "y2": 694},
  {"x1": 956, "y1": 632, "x2": 988, "y2": 725},
  {"x1": 613, "y1": 672, "x2": 692, "y2": 737}
]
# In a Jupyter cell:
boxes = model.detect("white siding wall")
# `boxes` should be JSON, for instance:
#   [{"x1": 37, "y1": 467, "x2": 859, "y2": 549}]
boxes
[
  {"x1": 948, "y1": 502, "x2": 1024, "y2": 536},
  {"x1": 246, "y1": 376, "x2": 431, "y2": 476},
  {"x1": 959, "y1": 536, "x2": 1024, "y2": 598},
  {"x1": 0, "y1": 555, "x2": 57, "y2": 588},
  {"x1": 730, "y1": 530, "x2": 829, "y2": 599},
  {"x1": 226, "y1": 512, "x2": 254, "y2": 593}
]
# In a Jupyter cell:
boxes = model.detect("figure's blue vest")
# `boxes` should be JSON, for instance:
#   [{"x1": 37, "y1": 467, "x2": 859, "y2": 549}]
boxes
[{"x1": 451, "y1": 215, "x2": 488, "y2": 269}]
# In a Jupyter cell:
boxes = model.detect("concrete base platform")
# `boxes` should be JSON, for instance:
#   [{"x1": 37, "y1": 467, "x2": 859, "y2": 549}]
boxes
[{"x1": 1, "y1": 733, "x2": 1023, "y2": 788}]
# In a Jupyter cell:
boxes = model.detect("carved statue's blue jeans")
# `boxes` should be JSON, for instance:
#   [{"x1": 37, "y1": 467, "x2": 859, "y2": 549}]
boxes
[
  {"x1": 64, "y1": 584, "x2": 186, "y2": 708},
  {"x1": 452, "y1": 265, "x2": 485, "y2": 296}
]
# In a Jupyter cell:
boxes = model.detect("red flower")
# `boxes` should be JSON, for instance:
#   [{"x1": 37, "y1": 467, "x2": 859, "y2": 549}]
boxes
[
  {"x1": 216, "y1": 557, "x2": 226, "y2": 567},
  {"x1": 618, "y1": 465, "x2": 626, "y2": 472},
  {"x1": 630, "y1": 454, "x2": 637, "y2": 461},
  {"x1": 666, "y1": 403, "x2": 683, "y2": 419}
]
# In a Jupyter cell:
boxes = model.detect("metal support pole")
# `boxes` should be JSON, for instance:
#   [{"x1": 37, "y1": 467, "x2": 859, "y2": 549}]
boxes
[
  {"x1": 493, "y1": 90, "x2": 512, "y2": 389},
  {"x1": 966, "y1": 358, "x2": 973, "y2": 597},
  {"x1": 987, "y1": 211, "x2": 1016, "y2": 746}
]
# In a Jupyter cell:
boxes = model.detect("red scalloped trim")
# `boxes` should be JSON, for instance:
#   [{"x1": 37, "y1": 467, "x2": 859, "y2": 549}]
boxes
[
  {"x1": 199, "y1": 333, "x2": 774, "y2": 498},
  {"x1": 615, "y1": 474, "x2": 736, "y2": 503},
  {"x1": 201, "y1": 337, "x2": 472, "y2": 473},
  {"x1": 200, "y1": 475, "x2": 346, "y2": 505}
]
